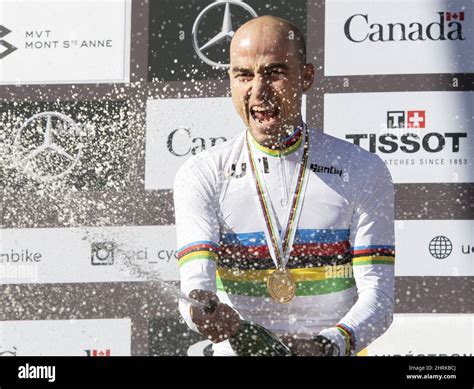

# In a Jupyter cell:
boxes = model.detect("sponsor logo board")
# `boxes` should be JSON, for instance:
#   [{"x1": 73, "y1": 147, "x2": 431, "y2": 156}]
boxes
[
  {"x1": 325, "y1": 0, "x2": 473, "y2": 75},
  {"x1": 1, "y1": 225, "x2": 180, "y2": 284},
  {"x1": 148, "y1": 0, "x2": 307, "y2": 81},
  {"x1": 145, "y1": 96, "x2": 306, "y2": 190},
  {"x1": 0, "y1": 318, "x2": 131, "y2": 356},
  {"x1": 0, "y1": 0, "x2": 131, "y2": 84},
  {"x1": 362, "y1": 314, "x2": 473, "y2": 356},
  {"x1": 395, "y1": 220, "x2": 473, "y2": 276},
  {"x1": 324, "y1": 91, "x2": 473, "y2": 183},
  {"x1": 1, "y1": 101, "x2": 130, "y2": 189}
]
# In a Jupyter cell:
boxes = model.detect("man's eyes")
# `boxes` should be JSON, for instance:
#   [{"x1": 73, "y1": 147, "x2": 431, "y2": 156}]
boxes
[
  {"x1": 235, "y1": 73, "x2": 253, "y2": 80},
  {"x1": 234, "y1": 69, "x2": 287, "y2": 80},
  {"x1": 235, "y1": 73, "x2": 253, "y2": 78},
  {"x1": 268, "y1": 69, "x2": 287, "y2": 77}
]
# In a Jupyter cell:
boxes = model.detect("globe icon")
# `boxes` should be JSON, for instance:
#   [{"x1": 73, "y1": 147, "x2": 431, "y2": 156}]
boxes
[{"x1": 429, "y1": 236, "x2": 453, "y2": 259}]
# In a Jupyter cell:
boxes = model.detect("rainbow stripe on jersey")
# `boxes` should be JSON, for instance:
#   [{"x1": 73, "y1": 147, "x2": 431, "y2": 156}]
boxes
[
  {"x1": 177, "y1": 241, "x2": 219, "y2": 267},
  {"x1": 352, "y1": 245, "x2": 396, "y2": 266},
  {"x1": 177, "y1": 229, "x2": 395, "y2": 298}
]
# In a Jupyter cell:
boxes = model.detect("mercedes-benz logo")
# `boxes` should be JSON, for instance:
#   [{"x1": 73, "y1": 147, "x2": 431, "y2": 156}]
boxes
[
  {"x1": 0, "y1": 347, "x2": 17, "y2": 356},
  {"x1": 192, "y1": 0, "x2": 258, "y2": 68},
  {"x1": 429, "y1": 236, "x2": 453, "y2": 259},
  {"x1": 12, "y1": 112, "x2": 83, "y2": 181}
]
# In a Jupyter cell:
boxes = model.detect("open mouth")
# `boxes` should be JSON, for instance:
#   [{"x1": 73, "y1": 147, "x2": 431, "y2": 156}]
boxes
[{"x1": 250, "y1": 104, "x2": 280, "y2": 126}]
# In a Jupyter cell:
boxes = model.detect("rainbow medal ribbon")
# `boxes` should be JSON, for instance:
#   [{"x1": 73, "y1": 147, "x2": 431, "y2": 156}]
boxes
[{"x1": 246, "y1": 126, "x2": 311, "y2": 304}]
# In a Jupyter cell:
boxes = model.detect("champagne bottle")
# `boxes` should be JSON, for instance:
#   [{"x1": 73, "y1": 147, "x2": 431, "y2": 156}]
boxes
[
  {"x1": 228, "y1": 320, "x2": 293, "y2": 356},
  {"x1": 191, "y1": 290, "x2": 292, "y2": 356}
]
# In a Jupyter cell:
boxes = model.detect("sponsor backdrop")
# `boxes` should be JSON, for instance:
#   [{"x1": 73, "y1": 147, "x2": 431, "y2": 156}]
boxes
[
  {"x1": 359, "y1": 314, "x2": 474, "y2": 356},
  {"x1": 145, "y1": 95, "x2": 306, "y2": 189},
  {"x1": 1, "y1": 226, "x2": 179, "y2": 284},
  {"x1": 324, "y1": 91, "x2": 473, "y2": 184},
  {"x1": 0, "y1": 0, "x2": 472, "y2": 356},
  {"x1": 0, "y1": 0, "x2": 131, "y2": 84},
  {"x1": 325, "y1": 0, "x2": 474, "y2": 76},
  {"x1": 0, "y1": 318, "x2": 131, "y2": 356}
]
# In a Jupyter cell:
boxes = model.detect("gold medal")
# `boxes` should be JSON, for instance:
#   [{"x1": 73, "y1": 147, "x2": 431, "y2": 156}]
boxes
[
  {"x1": 267, "y1": 269, "x2": 296, "y2": 304},
  {"x1": 247, "y1": 127, "x2": 310, "y2": 305}
]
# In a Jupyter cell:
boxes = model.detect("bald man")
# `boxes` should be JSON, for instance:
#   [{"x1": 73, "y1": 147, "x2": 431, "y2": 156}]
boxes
[{"x1": 174, "y1": 16, "x2": 395, "y2": 356}]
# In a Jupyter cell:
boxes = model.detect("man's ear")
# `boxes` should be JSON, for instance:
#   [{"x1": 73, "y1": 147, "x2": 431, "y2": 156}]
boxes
[{"x1": 302, "y1": 63, "x2": 315, "y2": 92}]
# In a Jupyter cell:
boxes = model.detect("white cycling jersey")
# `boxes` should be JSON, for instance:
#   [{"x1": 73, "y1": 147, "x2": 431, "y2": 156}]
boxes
[{"x1": 174, "y1": 126, "x2": 395, "y2": 356}]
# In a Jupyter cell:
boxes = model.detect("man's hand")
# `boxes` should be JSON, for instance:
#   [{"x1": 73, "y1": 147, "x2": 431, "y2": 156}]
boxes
[
  {"x1": 189, "y1": 289, "x2": 241, "y2": 343},
  {"x1": 280, "y1": 336, "x2": 331, "y2": 356}
]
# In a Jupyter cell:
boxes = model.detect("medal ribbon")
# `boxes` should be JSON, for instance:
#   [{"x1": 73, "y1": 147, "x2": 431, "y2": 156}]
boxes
[{"x1": 246, "y1": 126, "x2": 310, "y2": 270}]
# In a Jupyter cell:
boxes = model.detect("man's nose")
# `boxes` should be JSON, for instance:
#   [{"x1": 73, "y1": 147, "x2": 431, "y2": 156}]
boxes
[{"x1": 250, "y1": 75, "x2": 272, "y2": 100}]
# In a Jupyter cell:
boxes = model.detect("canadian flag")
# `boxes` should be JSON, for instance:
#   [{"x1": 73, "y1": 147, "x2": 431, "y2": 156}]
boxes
[
  {"x1": 445, "y1": 12, "x2": 465, "y2": 21},
  {"x1": 85, "y1": 349, "x2": 111, "y2": 356},
  {"x1": 95, "y1": 349, "x2": 111, "y2": 357}
]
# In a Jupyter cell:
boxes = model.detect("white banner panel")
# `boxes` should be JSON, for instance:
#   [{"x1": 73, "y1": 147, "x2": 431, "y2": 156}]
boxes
[
  {"x1": 325, "y1": 0, "x2": 474, "y2": 76},
  {"x1": 362, "y1": 314, "x2": 473, "y2": 356},
  {"x1": 324, "y1": 91, "x2": 473, "y2": 183},
  {"x1": 0, "y1": 226, "x2": 180, "y2": 284},
  {"x1": 395, "y1": 220, "x2": 473, "y2": 276},
  {"x1": 2, "y1": 221, "x2": 471, "y2": 282},
  {"x1": 0, "y1": 0, "x2": 131, "y2": 84},
  {"x1": 145, "y1": 96, "x2": 306, "y2": 190},
  {"x1": 0, "y1": 318, "x2": 131, "y2": 356}
]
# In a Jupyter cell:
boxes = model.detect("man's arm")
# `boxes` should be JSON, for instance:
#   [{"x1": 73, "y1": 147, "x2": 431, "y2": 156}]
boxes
[
  {"x1": 319, "y1": 155, "x2": 395, "y2": 355},
  {"x1": 174, "y1": 158, "x2": 240, "y2": 342}
]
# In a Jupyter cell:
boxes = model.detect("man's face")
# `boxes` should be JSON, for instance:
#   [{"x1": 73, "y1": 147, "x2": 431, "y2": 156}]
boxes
[{"x1": 229, "y1": 23, "x2": 313, "y2": 145}]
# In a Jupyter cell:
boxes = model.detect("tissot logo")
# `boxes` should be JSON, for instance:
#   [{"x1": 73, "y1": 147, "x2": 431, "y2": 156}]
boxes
[
  {"x1": 0, "y1": 25, "x2": 17, "y2": 59},
  {"x1": 344, "y1": 11, "x2": 466, "y2": 43},
  {"x1": 345, "y1": 109, "x2": 467, "y2": 154},
  {"x1": 387, "y1": 111, "x2": 426, "y2": 129}
]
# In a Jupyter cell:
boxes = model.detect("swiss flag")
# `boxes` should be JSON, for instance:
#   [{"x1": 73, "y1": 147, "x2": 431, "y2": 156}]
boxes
[
  {"x1": 446, "y1": 12, "x2": 465, "y2": 21},
  {"x1": 407, "y1": 110, "x2": 426, "y2": 129}
]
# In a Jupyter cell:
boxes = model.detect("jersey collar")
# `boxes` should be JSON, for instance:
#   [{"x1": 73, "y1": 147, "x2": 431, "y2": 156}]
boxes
[{"x1": 248, "y1": 125, "x2": 304, "y2": 157}]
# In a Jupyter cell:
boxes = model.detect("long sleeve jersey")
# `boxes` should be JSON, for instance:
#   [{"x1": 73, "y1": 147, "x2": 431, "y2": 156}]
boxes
[{"x1": 174, "y1": 127, "x2": 395, "y2": 356}]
